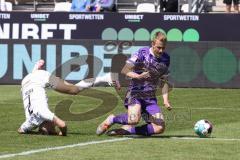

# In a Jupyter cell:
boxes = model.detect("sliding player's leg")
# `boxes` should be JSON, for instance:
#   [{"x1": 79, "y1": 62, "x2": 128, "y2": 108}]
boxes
[
  {"x1": 107, "y1": 99, "x2": 165, "y2": 136},
  {"x1": 75, "y1": 72, "x2": 121, "y2": 90},
  {"x1": 134, "y1": 103, "x2": 165, "y2": 135},
  {"x1": 130, "y1": 112, "x2": 165, "y2": 136},
  {"x1": 132, "y1": 100, "x2": 165, "y2": 136},
  {"x1": 96, "y1": 102, "x2": 142, "y2": 135},
  {"x1": 52, "y1": 72, "x2": 121, "y2": 95},
  {"x1": 31, "y1": 59, "x2": 120, "y2": 93}
]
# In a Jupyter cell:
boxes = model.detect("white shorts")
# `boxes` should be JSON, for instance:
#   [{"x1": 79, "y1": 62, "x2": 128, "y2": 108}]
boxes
[{"x1": 20, "y1": 81, "x2": 55, "y2": 132}]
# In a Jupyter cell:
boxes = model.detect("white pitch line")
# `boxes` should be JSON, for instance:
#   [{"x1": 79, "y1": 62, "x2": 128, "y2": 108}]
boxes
[
  {"x1": 0, "y1": 138, "x2": 131, "y2": 159},
  {"x1": 1, "y1": 137, "x2": 240, "y2": 159},
  {"x1": 169, "y1": 137, "x2": 240, "y2": 141},
  {"x1": 174, "y1": 107, "x2": 240, "y2": 110}
]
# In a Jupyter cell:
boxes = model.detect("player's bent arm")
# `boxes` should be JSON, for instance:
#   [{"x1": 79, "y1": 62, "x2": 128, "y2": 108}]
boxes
[
  {"x1": 52, "y1": 116, "x2": 67, "y2": 136},
  {"x1": 121, "y1": 63, "x2": 149, "y2": 79}
]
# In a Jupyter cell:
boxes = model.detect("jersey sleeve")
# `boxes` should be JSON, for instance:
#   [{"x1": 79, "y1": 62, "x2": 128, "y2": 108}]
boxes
[{"x1": 126, "y1": 49, "x2": 144, "y2": 66}]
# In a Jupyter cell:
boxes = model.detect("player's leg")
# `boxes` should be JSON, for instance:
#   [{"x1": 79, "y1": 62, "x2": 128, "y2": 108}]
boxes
[
  {"x1": 111, "y1": 114, "x2": 164, "y2": 136},
  {"x1": 18, "y1": 119, "x2": 39, "y2": 134},
  {"x1": 107, "y1": 99, "x2": 165, "y2": 136},
  {"x1": 36, "y1": 109, "x2": 67, "y2": 136},
  {"x1": 148, "y1": 112, "x2": 165, "y2": 134},
  {"x1": 53, "y1": 77, "x2": 81, "y2": 95},
  {"x1": 106, "y1": 125, "x2": 134, "y2": 136},
  {"x1": 18, "y1": 78, "x2": 41, "y2": 134},
  {"x1": 113, "y1": 115, "x2": 164, "y2": 136},
  {"x1": 75, "y1": 72, "x2": 121, "y2": 90},
  {"x1": 31, "y1": 86, "x2": 67, "y2": 136},
  {"x1": 132, "y1": 101, "x2": 165, "y2": 136},
  {"x1": 224, "y1": 0, "x2": 232, "y2": 12},
  {"x1": 96, "y1": 103, "x2": 141, "y2": 135},
  {"x1": 19, "y1": 118, "x2": 66, "y2": 136},
  {"x1": 233, "y1": 4, "x2": 239, "y2": 12},
  {"x1": 51, "y1": 73, "x2": 120, "y2": 95},
  {"x1": 226, "y1": 4, "x2": 231, "y2": 12},
  {"x1": 31, "y1": 59, "x2": 120, "y2": 94},
  {"x1": 233, "y1": 0, "x2": 239, "y2": 13},
  {"x1": 38, "y1": 119, "x2": 67, "y2": 136},
  {"x1": 36, "y1": 99, "x2": 67, "y2": 136}
]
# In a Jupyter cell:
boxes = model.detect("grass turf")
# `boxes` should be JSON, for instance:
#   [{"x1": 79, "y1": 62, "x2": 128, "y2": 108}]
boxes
[{"x1": 0, "y1": 86, "x2": 240, "y2": 160}]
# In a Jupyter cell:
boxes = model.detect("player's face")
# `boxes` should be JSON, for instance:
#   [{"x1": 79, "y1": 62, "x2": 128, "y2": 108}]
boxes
[{"x1": 152, "y1": 40, "x2": 166, "y2": 57}]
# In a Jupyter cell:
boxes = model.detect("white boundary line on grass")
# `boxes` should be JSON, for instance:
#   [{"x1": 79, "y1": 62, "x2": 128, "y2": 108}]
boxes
[
  {"x1": 173, "y1": 107, "x2": 240, "y2": 111},
  {"x1": 1, "y1": 137, "x2": 240, "y2": 159},
  {"x1": 0, "y1": 138, "x2": 131, "y2": 159},
  {"x1": 170, "y1": 137, "x2": 240, "y2": 141}
]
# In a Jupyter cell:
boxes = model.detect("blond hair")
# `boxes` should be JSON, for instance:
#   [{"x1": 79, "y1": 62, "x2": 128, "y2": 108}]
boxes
[{"x1": 153, "y1": 31, "x2": 167, "y2": 44}]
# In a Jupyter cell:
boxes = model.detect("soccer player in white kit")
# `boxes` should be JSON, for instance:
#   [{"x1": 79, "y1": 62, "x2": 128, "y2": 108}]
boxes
[{"x1": 18, "y1": 59, "x2": 119, "y2": 136}]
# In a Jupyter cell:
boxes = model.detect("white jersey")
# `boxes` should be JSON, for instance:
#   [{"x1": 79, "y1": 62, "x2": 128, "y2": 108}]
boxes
[{"x1": 20, "y1": 70, "x2": 59, "y2": 132}]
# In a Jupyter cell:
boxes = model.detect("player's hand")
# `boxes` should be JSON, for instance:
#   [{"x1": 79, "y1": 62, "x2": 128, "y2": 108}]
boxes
[
  {"x1": 138, "y1": 72, "x2": 150, "y2": 79},
  {"x1": 164, "y1": 101, "x2": 172, "y2": 111},
  {"x1": 112, "y1": 80, "x2": 121, "y2": 91}
]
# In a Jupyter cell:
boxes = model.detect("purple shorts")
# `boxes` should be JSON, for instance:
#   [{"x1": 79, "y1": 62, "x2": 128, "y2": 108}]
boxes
[{"x1": 124, "y1": 97, "x2": 161, "y2": 116}]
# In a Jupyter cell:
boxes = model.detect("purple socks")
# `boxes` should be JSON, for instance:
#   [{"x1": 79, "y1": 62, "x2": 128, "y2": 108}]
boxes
[
  {"x1": 112, "y1": 113, "x2": 155, "y2": 136},
  {"x1": 112, "y1": 113, "x2": 128, "y2": 125},
  {"x1": 132, "y1": 124, "x2": 155, "y2": 136}
]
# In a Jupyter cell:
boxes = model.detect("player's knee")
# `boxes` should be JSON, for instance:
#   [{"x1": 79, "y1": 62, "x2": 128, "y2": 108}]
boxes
[
  {"x1": 128, "y1": 111, "x2": 141, "y2": 125},
  {"x1": 128, "y1": 120, "x2": 139, "y2": 125},
  {"x1": 156, "y1": 125, "x2": 165, "y2": 134},
  {"x1": 68, "y1": 87, "x2": 79, "y2": 95},
  {"x1": 152, "y1": 122, "x2": 165, "y2": 134},
  {"x1": 128, "y1": 116, "x2": 141, "y2": 125},
  {"x1": 65, "y1": 86, "x2": 79, "y2": 95}
]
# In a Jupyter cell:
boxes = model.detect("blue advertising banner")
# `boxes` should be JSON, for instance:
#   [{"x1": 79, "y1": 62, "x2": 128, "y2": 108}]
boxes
[{"x1": 0, "y1": 39, "x2": 239, "y2": 88}]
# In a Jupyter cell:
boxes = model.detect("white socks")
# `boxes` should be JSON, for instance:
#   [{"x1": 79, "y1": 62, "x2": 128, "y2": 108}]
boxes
[
  {"x1": 75, "y1": 80, "x2": 93, "y2": 89},
  {"x1": 75, "y1": 73, "x2": 113, "y2": 90}
]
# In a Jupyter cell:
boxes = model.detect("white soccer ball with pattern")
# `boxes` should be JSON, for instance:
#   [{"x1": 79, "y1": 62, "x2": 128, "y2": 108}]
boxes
[{"x1": 194, "y1": 119, "x2": 213, "y2": 138}]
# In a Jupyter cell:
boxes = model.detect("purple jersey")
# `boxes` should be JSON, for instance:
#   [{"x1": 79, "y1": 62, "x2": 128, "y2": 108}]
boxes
[{"x1": 126, "y1": 47, "x2": 170, "y2": 99}]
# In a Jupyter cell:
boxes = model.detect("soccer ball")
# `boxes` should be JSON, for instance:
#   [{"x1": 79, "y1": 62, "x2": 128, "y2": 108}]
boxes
[{"x1": 194, "y1": 119, "x2": 213, "y2": 138}]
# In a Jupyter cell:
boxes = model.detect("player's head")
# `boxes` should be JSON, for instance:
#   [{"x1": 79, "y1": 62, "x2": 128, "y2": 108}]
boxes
[{"x1": 151, "y1": 32, "x2": 167, "y2": 57}]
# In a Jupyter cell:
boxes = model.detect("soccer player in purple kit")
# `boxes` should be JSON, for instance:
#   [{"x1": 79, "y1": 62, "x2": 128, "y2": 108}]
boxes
[{"x1": 96, "y1": 31, "x2": 172, "y2": 136}]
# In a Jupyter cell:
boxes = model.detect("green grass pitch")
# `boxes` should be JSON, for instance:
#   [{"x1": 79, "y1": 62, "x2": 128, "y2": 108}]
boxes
[{"x1": 0, "y1": 86, "x2": 240, "y2": 160}]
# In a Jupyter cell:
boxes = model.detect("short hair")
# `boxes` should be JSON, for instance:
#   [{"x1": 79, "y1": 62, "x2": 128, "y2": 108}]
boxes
[{"x1": 153, "y1": 31, "x2": 167, "y2": 44}]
